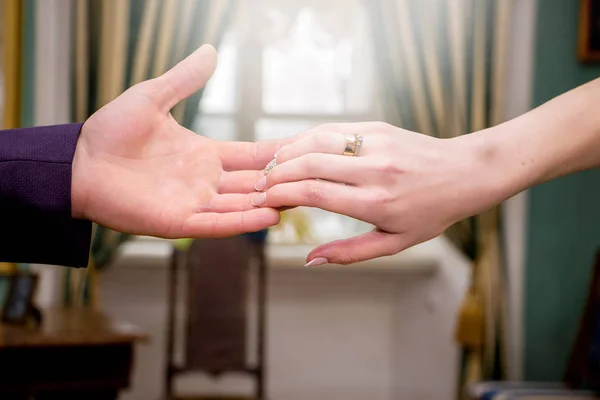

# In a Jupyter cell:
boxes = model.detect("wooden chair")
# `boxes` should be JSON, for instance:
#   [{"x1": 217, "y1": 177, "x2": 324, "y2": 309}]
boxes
[{"x1": 163, "y1": 235, "x2": 268, "y2": 400}]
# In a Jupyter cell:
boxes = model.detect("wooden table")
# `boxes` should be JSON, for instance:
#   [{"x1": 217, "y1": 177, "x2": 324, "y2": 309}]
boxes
[{"x1": 0, "y1": 307, "x2": 148, "y2": 400}]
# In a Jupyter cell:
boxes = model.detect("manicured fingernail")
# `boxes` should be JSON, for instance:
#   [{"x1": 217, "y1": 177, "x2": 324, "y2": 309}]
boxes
[
  {"x1": 304, "y1": 257, "x2": 328, "y2": 267},
  {"x1": 255, "y1": 176, "x2": 267, "y2": 191},
  {"x1": 251, "y1": 192, "x2": 266, "y2": 206},
  {"x1": 274, "y1": 152, "x2": 278, "y2": 159}
]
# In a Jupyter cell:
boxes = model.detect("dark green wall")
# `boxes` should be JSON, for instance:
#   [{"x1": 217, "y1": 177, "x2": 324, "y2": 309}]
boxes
[{"x1": 525, "y1": 0, "x2": 600, "y2": 381}]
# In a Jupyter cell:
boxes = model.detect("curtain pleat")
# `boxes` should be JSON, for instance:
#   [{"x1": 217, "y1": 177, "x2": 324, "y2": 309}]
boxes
[
  {"x1": 417, "y1": 2, "x2": 446, "y2": 137},
  {"x1": 98, "y1": 0, "x2": 130, "y2": 107},
  {"x1": 74, "y1": 0, "x2": 89, "y2": 122},
  {"x1": 178, "y1": 0, "x2": 238, "y2": 128},
  {"x1": 394, "y1": 0, "x2": 433, "y2": 135},
  {"x1": 365, "y1": 0, "x2": 514, "y2": 396},
  {"x1": 151, "y1": 1, "x2": 178, "y2": 78},
  {"x1": 130, "y1": 0, "x2": 159, "y2": 86},
  {"x1": 447, "y1": 0, "x2": 468, "y2": 137},
  {"x1": 368, "y1": 0, "x2": 405, "y2": 127},
  {"x1": 2, "y1": 0, "x2": 23, "y2": 130}
]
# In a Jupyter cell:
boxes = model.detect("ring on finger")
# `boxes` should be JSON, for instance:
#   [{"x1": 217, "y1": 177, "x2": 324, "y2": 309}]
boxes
[
  {"x1": 342, "y1": 133, "x2": 363, "y2": 157},
  {"x1": 263, "y1": 158, "x2": 276, "y2": 175}
]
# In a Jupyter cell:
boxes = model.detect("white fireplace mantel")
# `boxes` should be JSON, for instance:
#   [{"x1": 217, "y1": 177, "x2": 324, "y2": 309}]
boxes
[{"x1": 112, "y1": 235, "x2": 443, "y2": 275}]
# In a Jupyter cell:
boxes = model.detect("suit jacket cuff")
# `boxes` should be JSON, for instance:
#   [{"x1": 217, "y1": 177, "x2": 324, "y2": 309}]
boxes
[{"x1": 0, "y1": 123, "x2": 92, "y2": 268}]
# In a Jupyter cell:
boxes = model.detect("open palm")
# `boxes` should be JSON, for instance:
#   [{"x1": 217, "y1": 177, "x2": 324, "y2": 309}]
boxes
[{"x1": 72, "y1": 45, "x2": 281, "y2": 238}]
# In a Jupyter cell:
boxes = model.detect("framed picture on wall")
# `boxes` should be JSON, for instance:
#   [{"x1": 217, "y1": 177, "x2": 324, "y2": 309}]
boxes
[{"x1": 579, "y1": 0, "x2": 600, "y2": 62}]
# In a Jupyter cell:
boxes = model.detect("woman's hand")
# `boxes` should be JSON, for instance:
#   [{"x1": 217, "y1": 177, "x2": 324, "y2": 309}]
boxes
[
  {"x1": 247, "y1": 122, "x2": 512, "y2": 265},
  {"x1": 72, "y1": 45, "x2": 283, "y2": 238}
]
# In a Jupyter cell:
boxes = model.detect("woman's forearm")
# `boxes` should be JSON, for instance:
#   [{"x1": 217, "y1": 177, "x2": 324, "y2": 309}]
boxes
[{"x1": 472, "y1": 77, "x2": 600, "y2": 200}]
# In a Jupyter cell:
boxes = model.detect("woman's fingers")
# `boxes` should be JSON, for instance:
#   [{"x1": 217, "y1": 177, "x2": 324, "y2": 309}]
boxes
[
  {"x1": 255, "y1": 153, "x2": 366, "y2": 191},
  {"x1": 305, "y1": 230, "x2": 410, "y2": 266},
  {"x1": 183, "y1": 208, "x2": 280, "y2": 238},
  {"x1": 251, "y1": 180, "x2": 373, "y2": 220},
  {"x1": 274, "y1": 121, "x2": 389, "y2": 163},
  {"x1": 275, "y1": 132, "x2": 346, "y2": 163}
]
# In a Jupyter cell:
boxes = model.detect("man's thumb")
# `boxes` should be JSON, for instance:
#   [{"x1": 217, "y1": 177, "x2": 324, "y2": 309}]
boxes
[{"x1": 154, "y1": 44, "x2": 218, "y2": 112}]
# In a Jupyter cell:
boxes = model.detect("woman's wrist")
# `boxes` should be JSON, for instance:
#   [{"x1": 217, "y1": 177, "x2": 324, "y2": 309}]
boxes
[{"x1": 462, "y1": 124, "x2": 536, "y2": 206}]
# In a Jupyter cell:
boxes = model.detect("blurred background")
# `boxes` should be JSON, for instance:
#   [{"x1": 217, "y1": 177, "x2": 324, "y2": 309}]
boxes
[{"x1": 1, "y1": 0, "x2": 600, "y2": 399}]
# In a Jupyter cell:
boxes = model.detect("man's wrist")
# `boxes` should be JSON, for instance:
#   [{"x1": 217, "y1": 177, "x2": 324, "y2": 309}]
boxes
[{"x1": 71, "y1": 135, "x2": 89, "y2": 220}]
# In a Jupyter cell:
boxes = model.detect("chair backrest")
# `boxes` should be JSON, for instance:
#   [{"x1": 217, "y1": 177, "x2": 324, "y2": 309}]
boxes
[
  {"x1": 184, "y1": 236, "x2": 251, "y2": 372},
  {"x1": 164, "y1": 235, "x2": 267, "y2": 399}
]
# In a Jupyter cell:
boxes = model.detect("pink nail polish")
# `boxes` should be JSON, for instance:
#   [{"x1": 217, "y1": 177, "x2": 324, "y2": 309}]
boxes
[
  {"x1": 251, "y1": 192, "x2": 267, "y2": 206},
  {"x1": 255, "y1": 176, "x2": 267, "y2": 191},
  {"x1": 304, "y1": 257, "x2": 328, "y2": 267}
]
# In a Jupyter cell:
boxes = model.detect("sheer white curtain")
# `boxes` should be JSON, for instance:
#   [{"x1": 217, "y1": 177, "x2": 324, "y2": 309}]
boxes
[{"x1": 197, "y1": 0, "x2": 380, "y2": 244}]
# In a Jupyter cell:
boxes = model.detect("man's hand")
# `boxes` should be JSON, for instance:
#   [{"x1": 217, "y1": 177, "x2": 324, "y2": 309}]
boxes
[{"x1": 72, "y1": 45, "x2": 282, "y2": 238}]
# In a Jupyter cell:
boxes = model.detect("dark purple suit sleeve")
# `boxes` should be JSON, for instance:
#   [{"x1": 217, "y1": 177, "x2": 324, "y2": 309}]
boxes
[{"x1": 0, "y1": 123, "x2": 92, "y2": 268}]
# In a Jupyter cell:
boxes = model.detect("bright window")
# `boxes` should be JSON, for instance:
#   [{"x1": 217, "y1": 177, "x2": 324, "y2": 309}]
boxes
[{"x1": 197, "y1": 0, "x2": 379, "y2": 243}]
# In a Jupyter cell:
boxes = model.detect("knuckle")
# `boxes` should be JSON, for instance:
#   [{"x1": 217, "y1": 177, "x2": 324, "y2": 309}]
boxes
[
  {"x1": 337, "y1": 254, "x2": 361, "y2": 265},
  {"x1": 302, "y1": 181, "x2": 326, "y2": 203},
  {"x1": 376, "y1": 156, "x2": 402, "y2": 175}
]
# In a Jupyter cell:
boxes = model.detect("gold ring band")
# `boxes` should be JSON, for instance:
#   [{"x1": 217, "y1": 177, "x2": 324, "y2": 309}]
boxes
[
  {"x1": 343, "y1": 134, "x2": 357, "y2": 156},
  {"x1": 343, "y1": 134, "x2": 363, "y2": 156}
]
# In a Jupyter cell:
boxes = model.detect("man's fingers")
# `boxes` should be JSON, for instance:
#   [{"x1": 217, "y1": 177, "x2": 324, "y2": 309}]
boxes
[
  {"x1": 261, "y1": 153, "x2": 365, "y2": 190},
  {"x1": 216, "y1": 130, "x2": 313, "y2": 171},
  {"x1": 218, "y1": 170, "x2": 263, "y2": 194},
  {"x1": 183, "y1": 208, "x2": 280, "y2": 238},
  {"x1": 305, "y1": 230, "x2": 409, "y2": 265},
  {"x1": 154, "y1": 44, "x2": 217, "y2": 112},
  {"x1": 201, "y1": 193, "x2": 256, "y2": 213}
]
